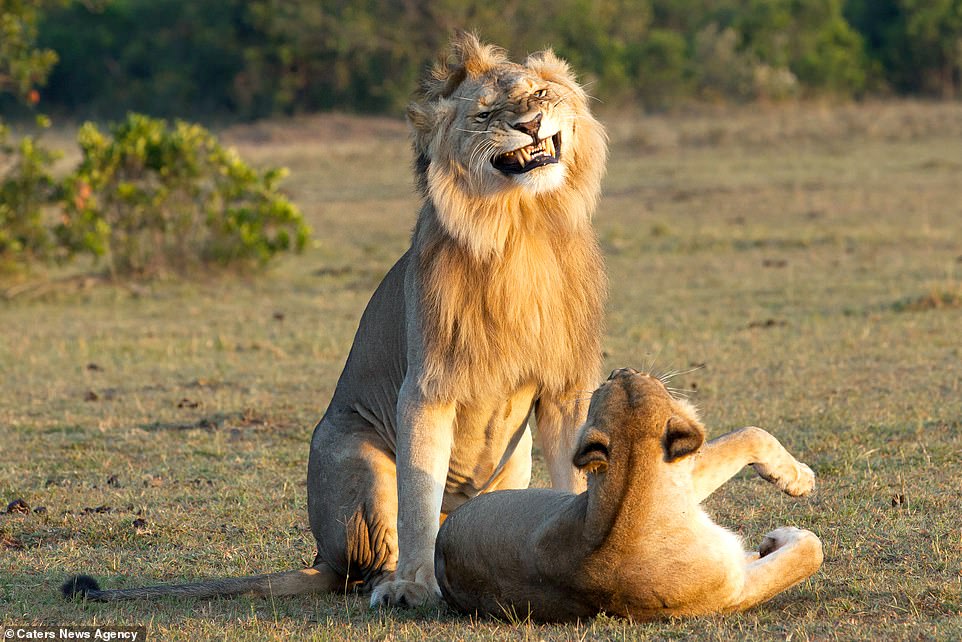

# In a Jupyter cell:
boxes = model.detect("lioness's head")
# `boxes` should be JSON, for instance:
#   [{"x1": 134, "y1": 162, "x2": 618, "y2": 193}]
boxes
[
  {"x1": 408, "y1": 32, "x2": 606, "y2": 255},
  {"x1": 573, "y1": 368, "x2": 706, "y2": 477}
]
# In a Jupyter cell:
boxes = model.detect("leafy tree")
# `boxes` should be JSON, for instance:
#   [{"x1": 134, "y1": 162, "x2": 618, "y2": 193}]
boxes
[
  {"x1": 735, "y1": 0, "x2": 866, "y2": 96},
  {"x1": 845, "y1": 0, "x2": 962, "y2": 96},
  {"x1": 24, "y1": 0, "x2": 962, "y2": 117},
  {"x1": 626, "y1": 28, "x2": 691, "y2": 108},
  {"x1": 899, "y1": 0, "x2": 962, "y2": 97},
  {"x1": 0, "y1": 0, "x2": 57, "y2": 98},
  {"x1": 38, "y1": 0, "x2": 251, "y2": 117}
]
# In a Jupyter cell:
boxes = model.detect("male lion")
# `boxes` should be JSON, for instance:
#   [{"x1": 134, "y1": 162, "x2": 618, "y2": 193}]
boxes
[
  {"x1": 435, "y1": 368, "x2": 823, "y2": 622},
  {"x1": 62, "y1": 33, "x2": 607, "y2": 607}
]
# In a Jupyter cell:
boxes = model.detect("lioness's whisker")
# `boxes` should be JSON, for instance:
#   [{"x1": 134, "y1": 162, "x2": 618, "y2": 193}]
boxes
[
  {"x1": 659, "y1": 365, "x2": 705, "y2": 383},
  {"x1": 665, "y1": 386, "x2": 694, "y2": 399},
  {"x1": 643, "y1": 350, "x2": 663, "y2": 379}
]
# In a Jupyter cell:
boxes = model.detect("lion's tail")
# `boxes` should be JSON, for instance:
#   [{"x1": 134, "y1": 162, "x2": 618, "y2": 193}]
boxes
[{"x1": 61, "y1": 564, "x2": 341, "y2": 602}]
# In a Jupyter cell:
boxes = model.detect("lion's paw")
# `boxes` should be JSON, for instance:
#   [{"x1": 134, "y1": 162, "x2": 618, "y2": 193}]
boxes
[{"x1": 370, "y1": 576, "x2": 441, "y2": 609}]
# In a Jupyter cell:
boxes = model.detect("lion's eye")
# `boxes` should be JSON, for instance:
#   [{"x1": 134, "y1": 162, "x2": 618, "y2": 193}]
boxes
[
  {"x1": 475, "y1": 111, "x2": 491, "y2": 121},
  {"x1": 533, "y1": 88, "x2": 548, "y2": 98}
]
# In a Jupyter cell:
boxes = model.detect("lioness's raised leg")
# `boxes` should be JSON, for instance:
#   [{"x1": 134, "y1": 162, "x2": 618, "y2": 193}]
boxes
[
  {"x1": 307, "y1": 413, "x2": 399, "y2": 591},
  {"x1": 728, "y1": 526, "x2": 823, "y2": 612},
  {"x1": 691, "y1": 426, "x2": 815, "y2": 502}
]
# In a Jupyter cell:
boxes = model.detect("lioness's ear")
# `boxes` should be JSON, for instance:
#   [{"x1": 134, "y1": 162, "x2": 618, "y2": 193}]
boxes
[
  {"x1": 662, "y1": 416, "x2": 705, "y2": 462},
  {"x1": 573, "y1": 428, "x2": 610, "y2": 474}
]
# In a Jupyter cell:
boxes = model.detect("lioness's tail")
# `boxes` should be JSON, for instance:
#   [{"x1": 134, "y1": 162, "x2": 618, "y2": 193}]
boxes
[{"x1": 61, "y1": 563, "x2": 341, "y2": 602}]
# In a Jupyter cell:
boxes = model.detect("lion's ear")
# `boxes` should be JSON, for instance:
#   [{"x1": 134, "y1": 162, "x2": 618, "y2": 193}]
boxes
[
  {"x1": 406, "y1": 100, "x2": 454, "y2": 159},
  {"x1": 525, "y1": 49, "x2": 575, "y2": 85},
  {"x1": 407, "y1": 102, "x2": 435, "y2": 140},
  {"x1": 662, "y1": 416, "x2": 705, "y2": 462},
  {"x1": 573, "y1": 428, "x2": 610, "y2": 474},
  {"x1": 419, "y1": 32, "x2": 506, "y2": 101},
  {"x1": 451, "y1": 31, "x2": 505, "y2": 77}
]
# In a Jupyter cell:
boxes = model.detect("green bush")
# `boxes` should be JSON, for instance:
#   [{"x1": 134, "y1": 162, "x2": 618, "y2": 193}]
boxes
[
  {"x1": 57, "y1": 113, "x2": 309, "y2": 277},
  {"x1": 0, "y1": 117, "x2": 61, "y2": 268}
]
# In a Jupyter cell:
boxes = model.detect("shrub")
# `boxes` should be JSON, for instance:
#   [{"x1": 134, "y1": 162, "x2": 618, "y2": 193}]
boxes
[
  {"x1": 0, "y1": 117, "x2": 61, "y2": 269},
  {"x1": 57, "y1": 113, "x2": 310, "y2": 277}
]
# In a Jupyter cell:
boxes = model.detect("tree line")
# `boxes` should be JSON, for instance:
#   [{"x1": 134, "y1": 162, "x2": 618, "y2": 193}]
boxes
[{"x1": 14, "y1": 0, "x2": 962, "y2": 119}]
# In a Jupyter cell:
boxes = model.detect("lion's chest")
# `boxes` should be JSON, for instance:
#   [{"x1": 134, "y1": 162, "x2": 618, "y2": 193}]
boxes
[{"x1": 418, "y1": 231, "x2": 603, "y2": 401}]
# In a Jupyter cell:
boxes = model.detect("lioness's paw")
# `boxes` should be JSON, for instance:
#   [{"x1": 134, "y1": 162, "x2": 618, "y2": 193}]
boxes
[
  {"x1": 779, "y1": 461, "x2": 816, "y2": 497},
  {"x1": 370, "y1": 577, "x2": 441, "y2": 609},
  {"x1": 758, "y1": 526, "x2": 821, "y2": 558},
  {"x1": 754, "y1": 460, "x2": 815, "y2": 497}
]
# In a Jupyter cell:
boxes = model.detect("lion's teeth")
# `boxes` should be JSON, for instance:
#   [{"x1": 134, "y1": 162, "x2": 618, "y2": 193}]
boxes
[
  {"x1": 545, "y1": 137, "x2": 554, "y2": 156},
  {"x1": 515, "y1": 150, "x2": 525, "y2": 168}
]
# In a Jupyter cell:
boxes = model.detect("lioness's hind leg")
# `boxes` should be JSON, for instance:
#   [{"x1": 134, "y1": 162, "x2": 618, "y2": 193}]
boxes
[
  {"x1": 728, "y1": 527, "x2": 823, "y2": 612},
  {"x1": 692, "y1": 426, "x2": 815, "y2": 502}
]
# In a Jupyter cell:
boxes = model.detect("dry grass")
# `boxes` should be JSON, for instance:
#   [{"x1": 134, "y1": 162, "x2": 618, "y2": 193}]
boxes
[{"x1": 2, "y1": 101, "x2": 961, "y2": 641}]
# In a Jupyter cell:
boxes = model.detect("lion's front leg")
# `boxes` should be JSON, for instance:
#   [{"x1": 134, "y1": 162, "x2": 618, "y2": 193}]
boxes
[
  {"x1": 691, "y1": 426, "x2": 815, "y2": 503},
  {"x1": 370, "y1": 381, "x2": 455, "y2": 608},
  {"x1": 534, "y1": 394, "x2": 590, "y2": 494}
]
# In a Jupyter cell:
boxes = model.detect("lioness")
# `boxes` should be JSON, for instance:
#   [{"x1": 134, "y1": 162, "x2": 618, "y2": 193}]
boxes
[
  {"x1": 435, "y1": 368, "x2": 823, "y2": 622},
  {"x1": 62, "y1": 33, "x2": 607, "y2": 607}
]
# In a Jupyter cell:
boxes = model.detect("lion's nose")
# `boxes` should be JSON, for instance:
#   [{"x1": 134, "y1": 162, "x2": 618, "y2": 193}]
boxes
[
  {"x1": 607, "y1": 367, "x2": 639, "y2": 381},
  {"x1": 511, "y1": 112, "x2": 542, "y2": 141}
]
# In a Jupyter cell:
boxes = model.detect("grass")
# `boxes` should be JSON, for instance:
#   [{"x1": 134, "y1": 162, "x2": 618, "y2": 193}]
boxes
[{"x1": 2, "y1": 100, "x2": 961, "y2": 641}]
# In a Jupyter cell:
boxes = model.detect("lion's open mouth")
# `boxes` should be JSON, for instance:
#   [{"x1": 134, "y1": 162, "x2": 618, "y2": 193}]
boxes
[{"x1": 492, "y1": 132, "x2": 562, "y2": 175}]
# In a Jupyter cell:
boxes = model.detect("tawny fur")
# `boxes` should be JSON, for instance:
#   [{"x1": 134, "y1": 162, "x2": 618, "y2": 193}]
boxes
[
  {"x1": 62, "y1": 33, "x2": 609, "y2": 608},
  {"x1": 409, "y1": 35, "x2": 607, "y2": 401},
  {"x1": 435, "y1": 369, "x2": 823, "y2": 622}
]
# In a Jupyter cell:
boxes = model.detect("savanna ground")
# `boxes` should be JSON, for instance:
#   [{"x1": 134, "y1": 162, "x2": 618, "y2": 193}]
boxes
[{"x1": 1, "y1": 101, "x2": 961, "y2": 641}]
